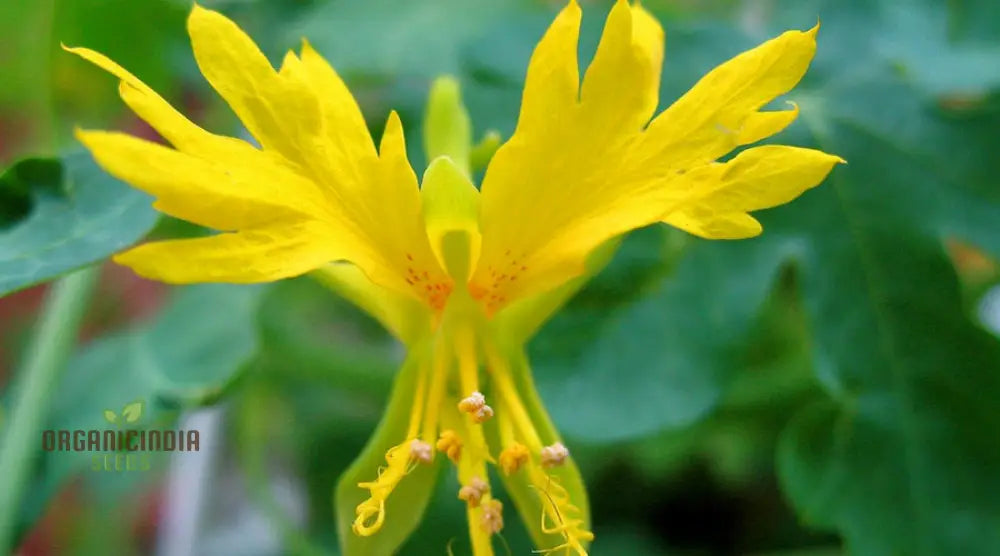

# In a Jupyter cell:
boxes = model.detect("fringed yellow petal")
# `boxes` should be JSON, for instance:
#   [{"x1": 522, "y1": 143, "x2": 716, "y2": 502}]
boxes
[
  {"x1": 76, "y1": 130, "x2": 325, "y2": 230},
  {"x1": 421, "y1": 157, "x2": 481, "y2": 283},
  {"x1": 475, "y1": 1, "x2": 669, "y2": 313},
  {"x1": 516, "y1": 0, "x2": 581, "y2": 135},
  {"x1": 113, "y1": 223, "x2": 335, "y2": 283},
  {"x1": 297, "y1": 38, "x2": 377, "y2": 164},
  {"x1": 737, "y1": 101, "x2": 800, "y2": 145},
  {"x1": 580, "y1": 0, "x2": 664, "y2": 131},
  {"x1": 353, "y1": 442, "x2": 416, "y2": 536},
  {"x1": 187, "y1": 4, "x2": 321, "y2": 165},
  {"x1": 70, "y1": 8, "x2": 450, "y2": 311},
  {"x1": 474, "y1": 7, "x2": 827, "y2": 314},
  {"x1": 62, "y1": 43, "x2": 269, "y2": 176},
  {"x1": 349, "y1": 111, "x2": 456, "y2": 309},
  {"x1": 63, "y1": 45, "x2": 216, "y2": 153},
  {"x1": 662, "y1": 145, "x2": 845, "y2": 239},
  {"x1": 630, "y1": 1, "x2": 665, "y2": 92},
  {"x1": 638, "y1": 25, "x2": 819, "y2": 168}
]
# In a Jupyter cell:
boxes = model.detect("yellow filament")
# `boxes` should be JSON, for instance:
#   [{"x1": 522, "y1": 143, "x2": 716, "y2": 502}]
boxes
[
  {"x1": 456, "y1": 327, "x2": 480, "y2": 396},
  {"x1": 442, "y1": 392, "x2": 498, "y2": 556},
  {"x1": 421, "y1": 339, "x2": 450, "y2": 443},
  {"x1": 467, "y1": 501, "x2": 496, "y2": 556},
  {"x1": 406, "y1": 358, "x2": 429, "y2": 439},
  {"x1": 485, "y1": 348, "x2": 542, "y2": 451},
  {"x1": 497, "y1": 399, "x2": 517, "y2": 447},
  {"x1": 459, "y1": 433, "x2": 496, "y2": 556}
]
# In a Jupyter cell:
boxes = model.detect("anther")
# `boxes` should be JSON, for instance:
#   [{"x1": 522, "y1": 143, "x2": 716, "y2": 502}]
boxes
[
  {"x1": 457, "y1": 391, "x2": 486, "y2": 413},
  {"x1": 409, "y1": 439, "x2": 433, "y2": 464},
  {"x1": 480, "y1": 499, "x2": 504, "y2": 534},
  {"x1": 457, "y1": 476, "x2": 490, "y2": 507},
  {"x1": 499, "y1": 442, "x2": 530, "y2": 475},
  {"x1": 436, "y1": 430, "x2": 463, "y2": 463},
  {"x1": 540, "y1": 442, "x2": 569, "y2": 468},
  {"x1": 473, "y1": 404, "x2": 494, "y2": 423}
]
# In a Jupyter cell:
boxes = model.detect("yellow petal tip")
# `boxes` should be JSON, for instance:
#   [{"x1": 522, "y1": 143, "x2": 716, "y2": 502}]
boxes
[
  {"x1": 385, "y1": 110, "x2": 406, "y2": 136},
  {"x1": 111, "y1": 249, "x2": 140, "y2": 269},
  {"x1": 300, "y1": 37, "x2": 315, "y2": 55},
  {"x1": 73, "y1": 127, "x2": 97, "y2": 143},
  {"x1": 187, "y1": 2, "x2": 218, "y2": 27}
]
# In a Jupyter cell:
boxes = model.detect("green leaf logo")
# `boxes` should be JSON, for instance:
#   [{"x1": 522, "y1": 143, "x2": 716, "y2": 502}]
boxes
[
  {"x1": 121, "y1": 400, "x2": 144, "y2": 423},
  {"x1": 103, "y1": 409, "x2": 118, "y2": 425}
]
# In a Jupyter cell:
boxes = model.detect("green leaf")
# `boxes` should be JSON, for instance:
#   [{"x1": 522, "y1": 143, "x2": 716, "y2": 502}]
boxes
[
  {"x1": 0, "y1": 151, "x2": 157, "y2": 297},
  {"x1": 768, "y1": 72, "x2": 1000, "y2": 553},
  {"x1": 335, "y1": 347, "x2": 443, "y2": 556},
  {"x1": 102, "y1": 410, "x2": 117, "y2": 425},
  {"x1": 20, "y1": 284, "x2": 263, "y2": 533},
  {"x1": 531, "y1": 230, "x2": 798, "y2": 442},
  {"x1": 0, "y1": 158, "x2": 63, "y2": 228},
  {"x1": 289, "y1": 0, "x2": 529, "y2": 79},
  {"x1": 748, "y1": 9, "x2": 1000, "y2": 553},
  {"x1": 120, "y1": 401, "x2": 143, "y2": 423},
  {"x1": 845, "y1": 0, "x2": 1000, "y2": 95}
]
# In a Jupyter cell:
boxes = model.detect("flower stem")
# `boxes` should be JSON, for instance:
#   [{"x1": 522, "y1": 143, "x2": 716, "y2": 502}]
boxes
[{"x1": 0, "y1": 266, "x2": 99, "y2": 553}]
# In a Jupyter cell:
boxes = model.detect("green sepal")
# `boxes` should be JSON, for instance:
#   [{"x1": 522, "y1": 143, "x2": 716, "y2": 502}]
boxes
[
  {"x1": 335, "y1": 343, "x2": 443, "y2": 556},
  {"x1": 485, "y1": 346, "x2": 591, "y2": 552}
]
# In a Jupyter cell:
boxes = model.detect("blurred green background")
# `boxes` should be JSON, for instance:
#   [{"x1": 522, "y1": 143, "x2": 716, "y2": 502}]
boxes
[{"x1": 1, "y1": 0, "x2": 999, "y2": 555}]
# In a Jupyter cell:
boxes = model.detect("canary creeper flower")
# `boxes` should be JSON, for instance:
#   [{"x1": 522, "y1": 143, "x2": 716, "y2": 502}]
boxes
[{"x1": 67, "y1": 1, "x2": 842, "y2": 554}]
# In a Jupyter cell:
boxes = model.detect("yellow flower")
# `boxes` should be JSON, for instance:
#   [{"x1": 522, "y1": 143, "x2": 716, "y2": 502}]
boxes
[{"x1": 66, "y1": 1, "x2": 842, "y2": 554}]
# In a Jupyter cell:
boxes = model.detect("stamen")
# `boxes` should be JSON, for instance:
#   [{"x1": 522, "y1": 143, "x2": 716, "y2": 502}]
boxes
[
  {"x1": 421, "y1": 342, "x2": 450, "y2": 443},
  {"x1": 458, "y1": 391, "x2": 494, "y2": 423},
  {"x1": 540, "y1": 442, "x2": 569, "y2": 468},
  {"x1": 484, "y1": 347, "x2": 542, "y2": 450},
  {"x1": 499, "y1": 442, "x2": 530, "y2": 475},
  {"x1": 436, "y1": 429, "x2": 463, "y2": 463},
  {"x1": 409, "y1": 439, "x2": 433, "y2": 464},
  {"x1": 480, "y1": 499, "x2": 504, "y2": 534},
  {"x1": 457, "y1": 476, "x2": 490, "y2": 507},
  {"x1": 455, "y1": 327, "x2": 480, "y2": 397},
  {"x1": 458, "y1": 391, "x2": 485, "y2": 412},
  {"x1": 473, "y1": 404, "x2": 494, "y2": 423}
]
